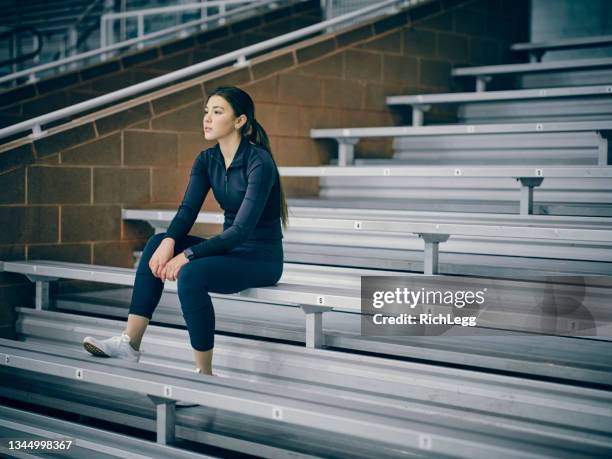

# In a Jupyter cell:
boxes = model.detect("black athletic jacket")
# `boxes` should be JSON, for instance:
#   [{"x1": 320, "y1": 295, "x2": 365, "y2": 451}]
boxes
[{"x1": 165, "y1": 137, "x2": 282, "y2": 259}]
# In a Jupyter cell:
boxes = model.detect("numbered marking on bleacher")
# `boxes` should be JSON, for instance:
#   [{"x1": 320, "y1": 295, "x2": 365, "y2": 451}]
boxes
[
  {"x1": 419, "y1": 434, "x2": 432, "y2": 450},
  {"x1": 317, "y1": 296, "x2": 326, "y2": 306},
  {"x1": 607, "y1": 86, "x2": 612, "y2": 93},
  {"x1": 272, "y1": 407, "x2": 283, "y2": 420},
  {"x1": 75, "y1": 369, "x2": 83, "y2": 380},
  {"x1": 383, "y1": 168, "x2": 391, "y2": 176},
  {"x1": 467, "y1": 125, "x2": 475, "y2": 133},
  {"x1": 354, "y1": 221, "x2": 362, "y2": 230},
  {"x1": 164, "y1": 386, "x2": 173, "y2": 398},
  {"x1": 535, "y1": 169, "x2": 543, "y2": 177},
  {"x1": 538, "y1": 89, "x2": 547, "y2": 97},
  {"x1": 4, "y1": 355, "x2": 9, "y2": 365},
  {"x1": 536, "y1": 123, "x2": 544, "y2": 131},
  {"x1": 454, "y1": 169, "x2": 462, "y2": 176}
]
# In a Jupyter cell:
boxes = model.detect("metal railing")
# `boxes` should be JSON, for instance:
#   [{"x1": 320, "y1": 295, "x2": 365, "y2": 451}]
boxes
[
  {"x1": 0, "y1": 0, "x2": 287, "y2": 87},
  {"x1": 55, "y1": 0, "x2": 107, "y2": 62},
  {"x1": 0, "y1": 0, "x2": 421, "y2": 141},
  {"x1": 102, "y1": 0, "x2": 263, "y2": 48},
  {"x1": 0, "y1": 26, "x2": 43, "y2": 73}
]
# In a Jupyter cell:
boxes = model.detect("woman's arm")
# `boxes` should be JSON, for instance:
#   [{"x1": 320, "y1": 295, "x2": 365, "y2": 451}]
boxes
[
  {"x1": 165, "y1": 152, "x2": 211, "y2": 242},
  {"x1": 187, "y1": 153, "x2": 276, "y2": 259}
]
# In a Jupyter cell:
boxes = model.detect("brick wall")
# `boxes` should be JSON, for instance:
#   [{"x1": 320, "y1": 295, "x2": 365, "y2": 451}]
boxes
[{"x1": 0, "y1": 0, "x2": 528, "y2": 335}]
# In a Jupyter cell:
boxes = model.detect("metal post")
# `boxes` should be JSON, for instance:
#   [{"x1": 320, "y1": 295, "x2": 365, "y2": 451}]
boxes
[
  {"x1": 25, "y1": 276, "x2": 58, "y2": 310},
  {"x1": 11, "y1": 33, "x2": 17, "y2": 75},
  {"x1": 148, "y1": 396, "x2": 176, "y2": 445},
  {"x1": 219, "y1": 4, "x2": 227, "y2": 26},
  {"x1": 529, "y1": 50, "x2": 545, "y2": 63},
  {"x1": 475, "y1": 76, "x2": 491, "y2": 92},
  {"x1": 68, "y1": 27, "x2": 78, "y2": 70},
  {"x1": 137, "y1": 15, "x2": 145, "y2": 49},
  {"x1": 418, "y1": 234, "x2": 450, "y2": 275},
  {"x1": 411, "y1": 104, "x2": 430, "y2": 126},
  {"x1": 517, "y1": 177, "x2": 544, "y2": 215},
  {"x1": 100, "y1": 16, "x2": 107, "y2": 59},
  {"x1": 200, "y1": 2, "x2": 208, "y2": 31},
  {"x1": 597, "y1": 131, "x2": 611, "y2": 166},
  {"x1": 120, "y1": 0, "x2": 127, "y2": 43},
  {"x1": 337, "y1": 138, "x2": 359, "y2": 166},
  {"x1": 300, "y1": 305, "x2": 329, "y2": 348}
]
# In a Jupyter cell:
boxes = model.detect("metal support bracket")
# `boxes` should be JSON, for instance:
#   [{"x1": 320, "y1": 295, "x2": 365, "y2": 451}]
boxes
[
  {"x1": 337, "y1": 138, "x2": 359, "y2": 166},
  {"x1": 300, "y1": 305, "x2": 331, "y2": 348},
  {"x1": 528, "y1": 50, "x2": 545, "y2": 63},
  {"x1": 417, "y1": 234, "x2": 450, "y2": 275},
  {"x1": 24, "y1": 275, "x2": 58, "y2": 310},
  {"x1": 475, "y1": 76, "x2": 492, "y2": 92},
  {"x1": 597, "y1": 130, "x2": 611, "y2": 166},
  {"x1": 148, "y1": 395, "x2": 176, "y2": 445},
  {"x1": 517, "y1": 177, "x2": 544, "y2": 215},
  {"x1": 411, "y1": 104, "x2": 431, "y2": 126}
]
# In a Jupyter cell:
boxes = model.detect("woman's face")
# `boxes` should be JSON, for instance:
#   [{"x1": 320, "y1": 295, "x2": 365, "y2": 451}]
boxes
[{"x1": 203, "y1": 95, "x2": 245, "y2": 141}]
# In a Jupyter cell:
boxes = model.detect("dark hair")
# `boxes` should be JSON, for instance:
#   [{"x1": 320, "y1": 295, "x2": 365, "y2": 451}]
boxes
[{"x1": 208, "y1": 86, "x2": 288, "y2": 229}]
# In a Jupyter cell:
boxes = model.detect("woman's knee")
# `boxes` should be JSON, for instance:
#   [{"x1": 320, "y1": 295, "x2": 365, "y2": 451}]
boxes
[
  {"x1": 146, "y1": 233, "x2": 167, "y2": 249},
  {"x1": 177, "y1": 264, "x2": 208, "y2": 308},
  {"x1": 139, "y1": 233, "x2": 167, "y2": 259}
]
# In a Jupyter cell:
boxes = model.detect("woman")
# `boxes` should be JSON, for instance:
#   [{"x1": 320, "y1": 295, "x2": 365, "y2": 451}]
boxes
[{"x1": 83, "y1": 86, "x2": 288, "y2": 376}]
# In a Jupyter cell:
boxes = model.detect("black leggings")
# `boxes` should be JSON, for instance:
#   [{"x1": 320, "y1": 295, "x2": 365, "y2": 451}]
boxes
[{"x1": 129, "y1": 233, "x2": 284, "y2": 351}]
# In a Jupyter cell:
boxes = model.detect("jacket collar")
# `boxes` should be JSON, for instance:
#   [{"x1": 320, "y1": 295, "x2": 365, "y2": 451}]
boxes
[{"x1": 213, "y1": 136, "x2": 249, "y2": 169}]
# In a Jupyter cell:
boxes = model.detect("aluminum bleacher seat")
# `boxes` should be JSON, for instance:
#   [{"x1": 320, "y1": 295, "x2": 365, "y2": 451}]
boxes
[
  {"x1": 6, "y1": 334, "x2": 611, "y2": 458},
  {"x1": 2, "y1": 310, "x2": 611, "y2": 457},
  {"x1": 452, "y1": 57, "x2": 612, "y2": 91},
  {"x1": 386, "y1": 85, "x2": 612, "y2": 125},
  {"x1": 510, "y1": 35, "x2": 612, "y2": 62},
  {"x1": 0, "y1": 405, "x2": 210, "y2": 459},
  {"x1": 123, "y1": 208, "x2": 612, "y2": 277}
]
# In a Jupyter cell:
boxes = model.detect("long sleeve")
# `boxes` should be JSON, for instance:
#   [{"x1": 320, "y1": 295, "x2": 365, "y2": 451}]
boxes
[
  {"x1": 165, "y1": 152, "x2": 211, "y2": 241},
  {"x1": 189, "y1": 153, "x2": 276, "y2": 259}
]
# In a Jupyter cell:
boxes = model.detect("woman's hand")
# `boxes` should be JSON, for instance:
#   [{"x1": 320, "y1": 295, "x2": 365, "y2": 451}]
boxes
[
  {"x1": 161, "y1": 253, "x2": 189, "y2": 282},
  {"x1": 149, "y1": 238, "x2": 175, "y2": 279}
]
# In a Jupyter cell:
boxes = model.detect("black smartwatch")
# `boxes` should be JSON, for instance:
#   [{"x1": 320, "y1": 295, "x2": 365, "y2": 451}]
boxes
[{"x1": 183, "y1": 247, "x2": 195, "y2": 261}]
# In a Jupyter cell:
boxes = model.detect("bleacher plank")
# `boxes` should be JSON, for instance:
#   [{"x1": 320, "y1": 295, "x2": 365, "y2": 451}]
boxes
[
  {"x1": 386, "y1": 85, "x2": 612, "y2": 125},
  {"x1": 7, "y1": 310, "x2": 612, "y2": 451},
  {"x1": 5, "y1": 338, "x2": 609, "y2": 458},
  {"x1": 511, "y1": 35, "x2": 612, "y2": 61},
  {"x1": 311, "y1": 121, "x2": 612, "y2": 167},
  {"x1": 0, "y1": 405, "x2": 210, "y2": 459},
  {"x1": 18, "y1": 308, "x2": 612, "y2": 385},
  {"x1": 452, "y1": 58, "x2": 612, "y2": 91}
]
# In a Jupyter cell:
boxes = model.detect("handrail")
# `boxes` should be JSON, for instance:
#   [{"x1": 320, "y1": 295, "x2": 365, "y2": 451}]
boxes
[
  {"x1": 0, "y1": 26, "x2": 43, "y2": 68},
  {"x1": 0, "y1": 0, "x2": 420, "y2": 141},
  {"x1": 103, "y1": 0, "x2": 260, "y2": 20},
  {"x1": 0, "y1": 0, "x2": 284, "y2": 86}
]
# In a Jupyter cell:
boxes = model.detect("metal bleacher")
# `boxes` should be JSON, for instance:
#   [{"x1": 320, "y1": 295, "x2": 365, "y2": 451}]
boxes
[
  {"x1": 2, "y1": 310, "x2": 612, "y2": 457},
  {"x1": 2, "y1": 6, "x2": 612, "y2": 457}
]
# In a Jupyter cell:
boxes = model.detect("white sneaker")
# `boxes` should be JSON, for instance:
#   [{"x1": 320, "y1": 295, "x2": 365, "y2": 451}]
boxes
[{"x1": 83, "y1": 333, "x2": 140, "y2": 362}]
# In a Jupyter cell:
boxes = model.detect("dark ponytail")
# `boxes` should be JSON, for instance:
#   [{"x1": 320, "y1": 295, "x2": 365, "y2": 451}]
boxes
[{"x1": 209, "y1": 86, "x2": 289, "y2": 229}]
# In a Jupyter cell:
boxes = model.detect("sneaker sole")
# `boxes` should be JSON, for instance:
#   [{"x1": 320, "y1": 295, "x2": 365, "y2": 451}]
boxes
[{"x1": 83, "y1": 341, "x2": 110, "y2": 358}]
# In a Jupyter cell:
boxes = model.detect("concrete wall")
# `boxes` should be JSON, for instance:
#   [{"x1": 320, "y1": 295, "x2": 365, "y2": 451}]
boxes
[
  {"x1": 0, "y1": 0, "x2": 529, "y2": 337},
  {"x1": 530, "y1": 0, "x2": 612, "y2": 60}
]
